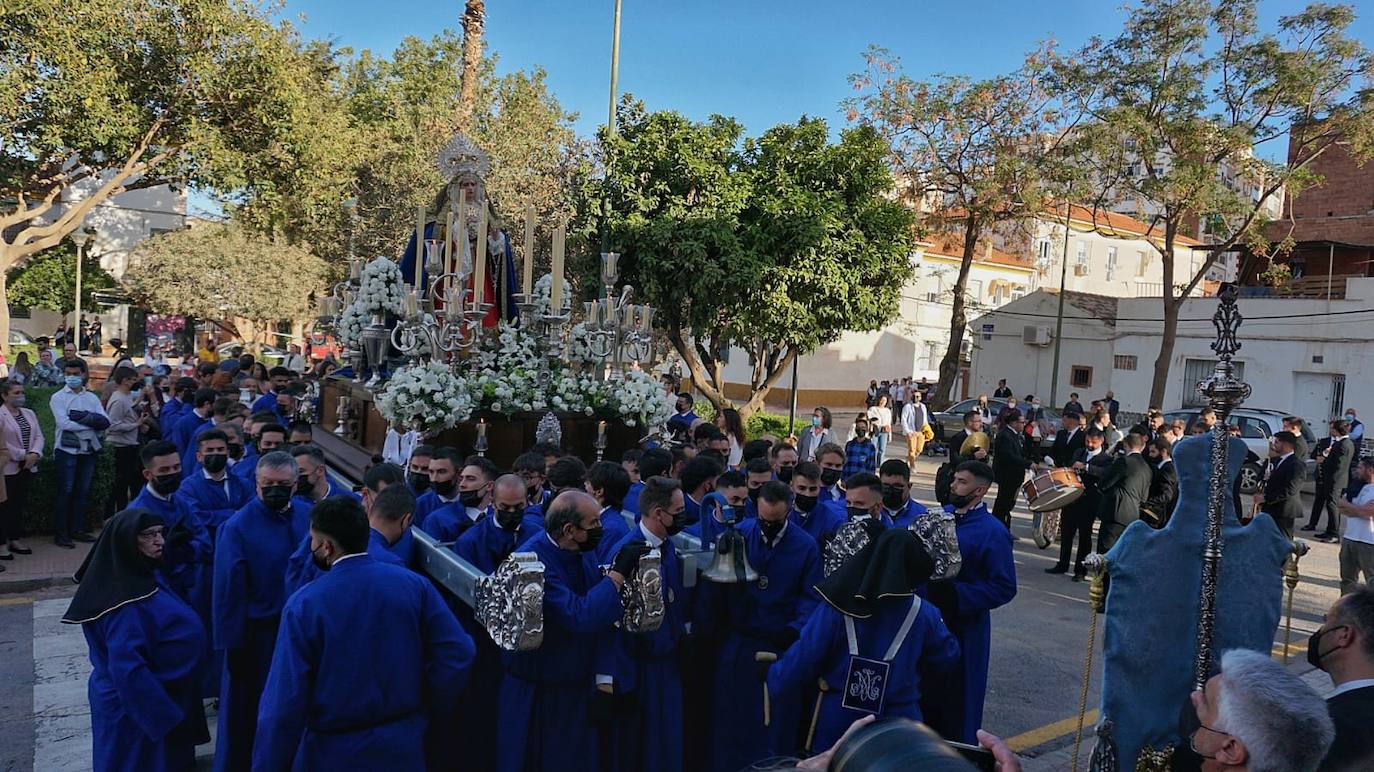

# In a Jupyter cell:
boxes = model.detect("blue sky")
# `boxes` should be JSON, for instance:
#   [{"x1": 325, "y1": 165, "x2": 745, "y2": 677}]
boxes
[{"x1": 278, "y1": 0, "x2": 1371, "y2": 139}]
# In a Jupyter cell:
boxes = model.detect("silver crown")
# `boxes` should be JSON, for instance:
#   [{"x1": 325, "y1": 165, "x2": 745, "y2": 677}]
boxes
[{"x1": 436, "y1": 132, "x2": 492, "y2": 179}]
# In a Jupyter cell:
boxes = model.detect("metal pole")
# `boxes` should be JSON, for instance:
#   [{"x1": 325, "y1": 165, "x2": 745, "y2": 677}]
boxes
[
  {"x1": 74, "y1": 242, "x2": 84, "y2": 340},
  {"x1": 1049, "y1": 207, "x2": 1072, "y2": 407},
  {"x1": 787, "y1": 350, "x2": 799, "y2": 433},
  {"x1": 601, "y1": 0, "x2": 622, "y2": 255}
]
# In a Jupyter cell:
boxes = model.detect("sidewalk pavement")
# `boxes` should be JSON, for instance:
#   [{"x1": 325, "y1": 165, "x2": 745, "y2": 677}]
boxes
[{"x1": 0, "y1": 538, "x2": 90, "y2": 593}]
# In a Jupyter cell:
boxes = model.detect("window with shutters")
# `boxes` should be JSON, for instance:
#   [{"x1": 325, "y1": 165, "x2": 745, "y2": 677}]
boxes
[
  {"x1": 1070, "y1": 366, "x2": 1093, "y2": 388},
  {"x1": 1114, "y1": 355, "x2": 1138, "y2": 371}
]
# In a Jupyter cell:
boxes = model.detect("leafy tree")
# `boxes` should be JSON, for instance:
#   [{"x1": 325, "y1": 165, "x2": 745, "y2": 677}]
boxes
[
  {"x1": 122, "y1": 223, "x2": 328, "y2": 351},
  {"x1": 847, "y1": 46, "x2": 1084, "y2": 408},
  {"x1": 5, "y1": 240, "x2": 116, "y2": 315},
  {"x1": 1067, "y1": 0, "x2": 1374, "y2": 407},
  {"x1": 592, "y1": 101, "x2": 915, "y2": 417},
  {"x1": 0, "y1": 0, "x2": 349, "y2": 351}
]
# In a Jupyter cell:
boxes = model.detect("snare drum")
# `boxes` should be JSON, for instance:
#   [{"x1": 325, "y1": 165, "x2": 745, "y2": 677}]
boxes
[{"x1": 1021, "y1": 468, "x2": 1085, "y2": 512}]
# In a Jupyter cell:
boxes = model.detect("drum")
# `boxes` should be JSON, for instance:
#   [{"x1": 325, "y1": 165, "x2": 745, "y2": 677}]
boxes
[{"x1": 1021, "y1": 467, "x2": 1084, "y2": 512}]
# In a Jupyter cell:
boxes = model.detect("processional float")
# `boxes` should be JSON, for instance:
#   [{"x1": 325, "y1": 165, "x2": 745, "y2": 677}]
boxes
[{"x1": 1052, "y1": 284, "x2": 1312, "y2": 771}]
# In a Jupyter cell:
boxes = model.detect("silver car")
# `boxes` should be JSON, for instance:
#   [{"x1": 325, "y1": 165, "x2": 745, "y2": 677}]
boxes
[{"x1": 1162, "y1": 407, "x2": 1316, "y2": 494}]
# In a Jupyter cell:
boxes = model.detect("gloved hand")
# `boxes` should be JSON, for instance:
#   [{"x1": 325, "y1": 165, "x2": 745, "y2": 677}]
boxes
[
  {"x1": 860, "y1": 517, "x2": 887, "y2": 540},
  {"x1": 612, "y1": 542, "x2": 649, "y2": 578},
  {"x1": 769, "y1": 626, "x2": 799, "y2": 654},
  {"x1": 926, "y1": 579, "x2": 960, "y2": 615},
  {"x1": 590, "y1": 687, "x2": 617, "y2": 725}
]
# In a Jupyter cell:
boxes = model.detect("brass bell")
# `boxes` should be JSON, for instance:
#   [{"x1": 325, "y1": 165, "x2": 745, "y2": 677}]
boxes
[{"x1": 701, "y1": 526, "x2": 759, "y2": 584}]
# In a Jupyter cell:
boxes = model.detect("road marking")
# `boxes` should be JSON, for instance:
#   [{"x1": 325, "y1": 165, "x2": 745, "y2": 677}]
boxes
[
  {"x1": 0, "y1": 596, "x2": 33, "y2": 606},
  {"x1": 1005, "y1": 709, "x2": 1099, "y2": 752}
]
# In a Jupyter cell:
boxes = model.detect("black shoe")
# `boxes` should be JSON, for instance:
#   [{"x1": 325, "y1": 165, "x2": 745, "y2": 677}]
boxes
[
  {"x1": 0, "y1": 552, "x2": 12, "y2": 561},
  {"x1": 1071, "y1": 573, "x2": 1086, "y2": 582},
  {"x1": 54, "y1": 538, "x2": 75, "y2": 549},
  {"x1": 72, "y1": 532, "x2": 97, "y2": 543},
  {"x1": 1299, "y1": 525, "x2": 1318, "y2": 532},
  {"x1": 10, "y1": 544, "x2": 32, "y2": 555},
  {"x1": 1315, "y1": 532, "x2": 1340, "y2": 544},
  {"x1": 1044, "y1": 565, "x2": 1068, "y2": 575}
]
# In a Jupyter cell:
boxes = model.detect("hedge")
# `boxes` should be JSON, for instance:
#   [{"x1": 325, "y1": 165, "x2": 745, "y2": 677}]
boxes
[
  {"x1": 684, "y1": 400, "x2": 809, "y2": 442},
  {"x1": 16, "y1": 386, "x2": 116, "y2": 536}
]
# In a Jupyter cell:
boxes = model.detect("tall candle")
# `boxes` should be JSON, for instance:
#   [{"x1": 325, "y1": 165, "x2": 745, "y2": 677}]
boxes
[
  {"x1": 523, "y1": 202, "x2": 536, "y2": 298},
  {"x1": 473, "y1": 202, "x2": 489, "y2": 309},
  {"x1": 445, "y1": 211, "x2": 455, "y2": 279},
  {"x1": 596, "y1": 420, "x2": 607, "y2": 447},
  {"x1": 414, "y1": 204, "x2": 425, "y2": 287},
  {"x1": 456, "y1": 189, "x2": 468, "y2": 275},
  {"x1": 550, "y1": 218, "x2": 566, "y2": 312}
]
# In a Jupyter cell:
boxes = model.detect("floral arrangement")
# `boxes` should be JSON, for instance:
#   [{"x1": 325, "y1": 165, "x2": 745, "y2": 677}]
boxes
[
  {"x1": 356, "y1": 256, "x2": 406, "y2": 316},
  {"x1": 469, "y1": 323, "x2": 548, "y2": 415},
  {"x1": 532, "y1": 272, "x2": 573, "y2": 316},
  {"x1": 375, "y1": 360, "x2": 473, "y2": 433},
  {"x1": 605, "y1": 369, "x2": 674, "y2": 429},
  {"x1": 336, "y1": 301, "x2": 369, "y2": 351}
]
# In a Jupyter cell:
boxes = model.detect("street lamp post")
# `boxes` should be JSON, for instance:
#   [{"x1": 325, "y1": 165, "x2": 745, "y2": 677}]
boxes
[{"x1": 70, "y1": 227, "x2": 94, "y2": 344}]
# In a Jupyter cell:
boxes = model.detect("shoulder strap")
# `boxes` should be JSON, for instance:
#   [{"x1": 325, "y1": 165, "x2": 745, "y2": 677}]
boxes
[{"x1": 843, "y1": 596, "x2": 924, "y2": 662}]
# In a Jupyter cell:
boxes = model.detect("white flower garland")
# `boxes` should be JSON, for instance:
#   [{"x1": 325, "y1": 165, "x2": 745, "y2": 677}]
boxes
[
  {"x1": 336, "y1": 301, "x2": 369, "y2": 351},
  {"x1": 375, "y1": 360, "x2": 473, "y2": 434},
  {"x1": 532, "y1": 272, "x2": 573, "y2": 316}
]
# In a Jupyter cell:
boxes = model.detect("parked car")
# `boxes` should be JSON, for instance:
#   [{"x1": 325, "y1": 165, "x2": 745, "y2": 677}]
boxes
[
  {"x1": 8, "y1": 329, "x2": 34, "y2": 346},
  {"x1": 215, "y1": 341, "x2": 286, "y2": 366},
  {"x1": 930, "y1": 397, "x2": 1061, "y2": 451},
  {"x1": 1162, "y1": 407, "x2": 1316, "y2": 494}
]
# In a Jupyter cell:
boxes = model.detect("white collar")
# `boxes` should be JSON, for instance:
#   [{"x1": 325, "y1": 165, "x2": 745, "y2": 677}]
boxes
[
  {"x1": 202, "y1": 468, "x2": 228, "y2": 483},
  {"x1": 1334, "y1": 435, "x2": 1350, "y2": 443},
  {"x1": 331, "y1": 552, "x2": 367, "y2": 567},
  {"x1": 1330, "y1": 678, "x2": 1374, "y2": 698},
  {"x1": 638, "y1": 520, "x2": 665, "y2": 547},
  {"x1": 1278, "y1": 451, "x2": 1294, "y2": 464},
  {"x1": 1156, "y1": 459, "x2": 1170, "y2": 470},
  {"x1": 144, "y1": 484, "x2": 170, "y2": 502},
  {"x1": 465, "y1": 506, "x2": 485, "y2": 522}
]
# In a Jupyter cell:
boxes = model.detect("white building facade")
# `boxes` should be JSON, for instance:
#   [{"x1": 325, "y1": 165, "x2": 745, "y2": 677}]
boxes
[{"x1": 970, "y1": 279, "x2": 1374, "y2": 431}]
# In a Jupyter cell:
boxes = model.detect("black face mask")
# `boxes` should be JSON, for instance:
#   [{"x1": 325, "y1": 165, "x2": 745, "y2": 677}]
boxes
[
  {"x1": 747, "y1": 486, "x2": 761, "y2": 502},
  {"x1": 459, "y1": 489, "x2": 484, "y2": 509},
  {"x1": 296, "y1": 474, "x2": 314, "y2": 496},
  {"x1": 794, "y1": 493, "x2": 818, "y2": 513},
  {"x1": 202, "y1": 454, "x2": 228, "y2": 474},
  {"x1": 227, "y1": 443, "x2": 245, "y2": 460},
  {"x1": 882, "y1": 484, "x2": 906, "y2": 510},
  {"x1": 820, "y1": 469, "x2": 842, "y2": 487},
  {"x1": 495, "y1": 506, "x2": 525, "y2": 532},
  {"x1": 776, "y1": 465, "x2": 795, "y2": 483},
  {"x1": 408, "y1": 471, "x2": 430, "y2": 494},
  {"x1": 846, "y1": 505, "x2": 872, "y2": 521},
  {"x1": 311, "y1": 543, "x2": 330, "y2": 572},
  {"x1": 152, "y1": 472, "x2": 182, "y2": 497},
  {"x1": 1307, "y1": 625, "x2": 1346, "y2": 670},
  {"x1": 261, "y1": 484, "x2": 294, "y2": 511},
  {"x1": 948, "y1": 491, "x2": 978, "y2": 509},
  {"x1": 432, "y1": 478, "x2": 457, "y2": 498},
  {"x1": 578, "y1": 526, "x2": 604, "y2": 553},
  {"x1": 758, "y1": 518, "x2": 785, "y2": 542},
  {"x1": 665, "y1": 508, "x2": 687, "y2": 536}
]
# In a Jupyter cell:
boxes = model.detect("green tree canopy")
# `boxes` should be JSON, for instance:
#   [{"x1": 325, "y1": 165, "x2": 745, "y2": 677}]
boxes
[
  {"x1": 590, "y1": 100, "x2": 916, "y2": 416},
  {"x1": 122, "y1": 223, "x2": 327, "y2": 349},
  {"x1": 5, "y1": 240, "x2": 115, "y2": 315}
]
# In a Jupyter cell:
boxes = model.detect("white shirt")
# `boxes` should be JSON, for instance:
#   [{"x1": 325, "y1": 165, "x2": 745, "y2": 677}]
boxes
[
  {"x1": 901, "y1": 402, "x2": 929, "y2": 435},
  {"x1": 50, "y1": 387, "x2": 108, "y2": 454},
  {"x1": 283, "y1": 352, "x2": 307, "y2": 373},
  {"x1": 1331, "y1": 678, "x2": 1374, "y2": 698},
  {"x1": 638, "y1": 520, "x2": 665, "y2": 547},
  {"x1": 1344, "y1": 484, "x2": 1374, "y2": 545},
  {"x1": 867, "y1": 405, "x2": 892, "y2": 431}
]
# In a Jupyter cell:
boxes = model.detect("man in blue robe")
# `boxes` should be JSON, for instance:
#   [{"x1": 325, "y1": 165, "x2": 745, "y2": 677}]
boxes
[
  {"x1": 211, "y1": 451, "x2": 312, "y2": 771},
  {"x1": 422, "y1": 456, "x2": 498, "y2": 543},
  {"x1": 697, "y1": 481, "x2": 822, "y2": 772},
  {"x1": 689, "y1": 470, "x2": 747, "y2": 547},
  {"x1": 787, "y1": 462, "x2": 845, "y2": 552},
  {"x1": 680, "y1": 455, "x2": 722, "y2": 527},
  {"x1": 158, "y1": 377, "x2": 196, "y2": 441},
  {"x1": 497, "y1": 491, "x2": 645, "y2": 772},
  {"x1": 168, "y1": 388, "x2": 215, "y2": 455},
  {"x1": 406, "y1": 444, "x2": 435, "y2": 497},
  {"x1": 512, "y1": 450, "x2": 549, "y2": 517},
  {"x1": 450, "y1": 474, "x2": 546, "y2": 771},
  {"x1": 128, "y1": 441, "x2": 213, "y2": 620},
  {"x1": 413, "y1": 447, "x2": 463, "y2": 528},
  {"x1": 880, "y1": 458, "x2": 930, "y2": 528},
  {"x1": 291, "y1": 444, "x2": 358, "y2": 509},
  {"x1": 181, "y1": 397, "x2": 240, "y2": 476},
  {"x1": 587, "y1": 460, "x2": 633, "y2": 564},
  {"x1": 743, "y1": 458, "x2": 775, "y2": 520},
  {"x1": 623, "y1": 448, "x2": 672, "y2": 519},
  {"x1": 919, "y1": 461, "x2": 1018, "y2": 744},
  {"x1": 250, "y1": 367, "x2": 291, "y2": 415},
  {"x1": 177, "y1": 429, "x2": 251, "y2": 544},
  {"x1": 814, "y1": 444, "x2": 849, "y2": 528},
  {"x1": 599, "y1": 476, "x2": 690, "y2": 772},
  {"x1": 771, "y1": 443, "x2": 800, "y2": 485},
  {"x1": 284, "y1": 463, "x2": 410, "y2": 593},
  {"x1": 254, "y1": 496, "x2": 475, "y2": 770}
]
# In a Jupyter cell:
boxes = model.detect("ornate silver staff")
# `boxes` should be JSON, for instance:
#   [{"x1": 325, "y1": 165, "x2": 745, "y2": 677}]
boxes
[{"x1": 1191, "y1": 283, "x2": 1252, "y2": 690}]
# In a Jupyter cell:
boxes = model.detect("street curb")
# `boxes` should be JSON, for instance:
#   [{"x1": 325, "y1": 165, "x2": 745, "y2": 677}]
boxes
[{"x1": 0, "y1": 573, "x2": 74, "y2": 595}]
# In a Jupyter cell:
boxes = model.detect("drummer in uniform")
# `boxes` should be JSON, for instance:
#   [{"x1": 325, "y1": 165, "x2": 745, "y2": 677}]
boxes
[{"x1": 1047, "y1": 428, "x2": 1109, "y2": 580}]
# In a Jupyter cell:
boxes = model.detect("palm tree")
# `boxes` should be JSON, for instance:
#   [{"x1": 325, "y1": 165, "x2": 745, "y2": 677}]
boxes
[{"x1": 459, "y1": 0, "x2": 485, "y2": 129}]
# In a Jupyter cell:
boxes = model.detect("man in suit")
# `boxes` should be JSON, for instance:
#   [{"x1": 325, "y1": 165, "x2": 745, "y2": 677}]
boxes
[
  {"x1": 1047, "y1": 428, "x2": 1111, "y2": 579},
  {"x1": 948, "y1": 411, "x2": 989, "y2": 468},
  {"x1": 1102, "y1": 390, "x2": 1121, "y2": 425},
  {"x1": 1283, "y1": 416, "x2": 1311, "y2": 462},
  {"x1": 991, "y1": 410, "x2": 1033, "y2": 533},
  {"x1": 1095, "y1": 431, "x2": 1152, "y2": 554},
  {"x1": 1311, "y1": 587, "x2": 1374, "y2": 772},
  {"x1": 1050, "y1": 413, "x2": 1085, "y2": 468},
  {"x1": 1305, "y1": 419, "x2": 1356, "y2": 543},
  {"x1": 1141, "y1": 436, "x2": 1178, "y2": 528},
  {"x1": 1254, "y1": 431, "x2": 1306, "y2": 539},
  {"x1": 1130, "y1": 408, "x2": 1165, "y2": 443}
]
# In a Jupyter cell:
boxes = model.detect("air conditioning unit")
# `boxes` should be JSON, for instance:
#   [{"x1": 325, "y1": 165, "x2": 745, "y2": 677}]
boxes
[
  {"x1": 1073, "y1": 263, "x2": 1089, "y2": 276},
  {"x1": 1022, "y1": 325, "x2": 1052, "y2": 346}
]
